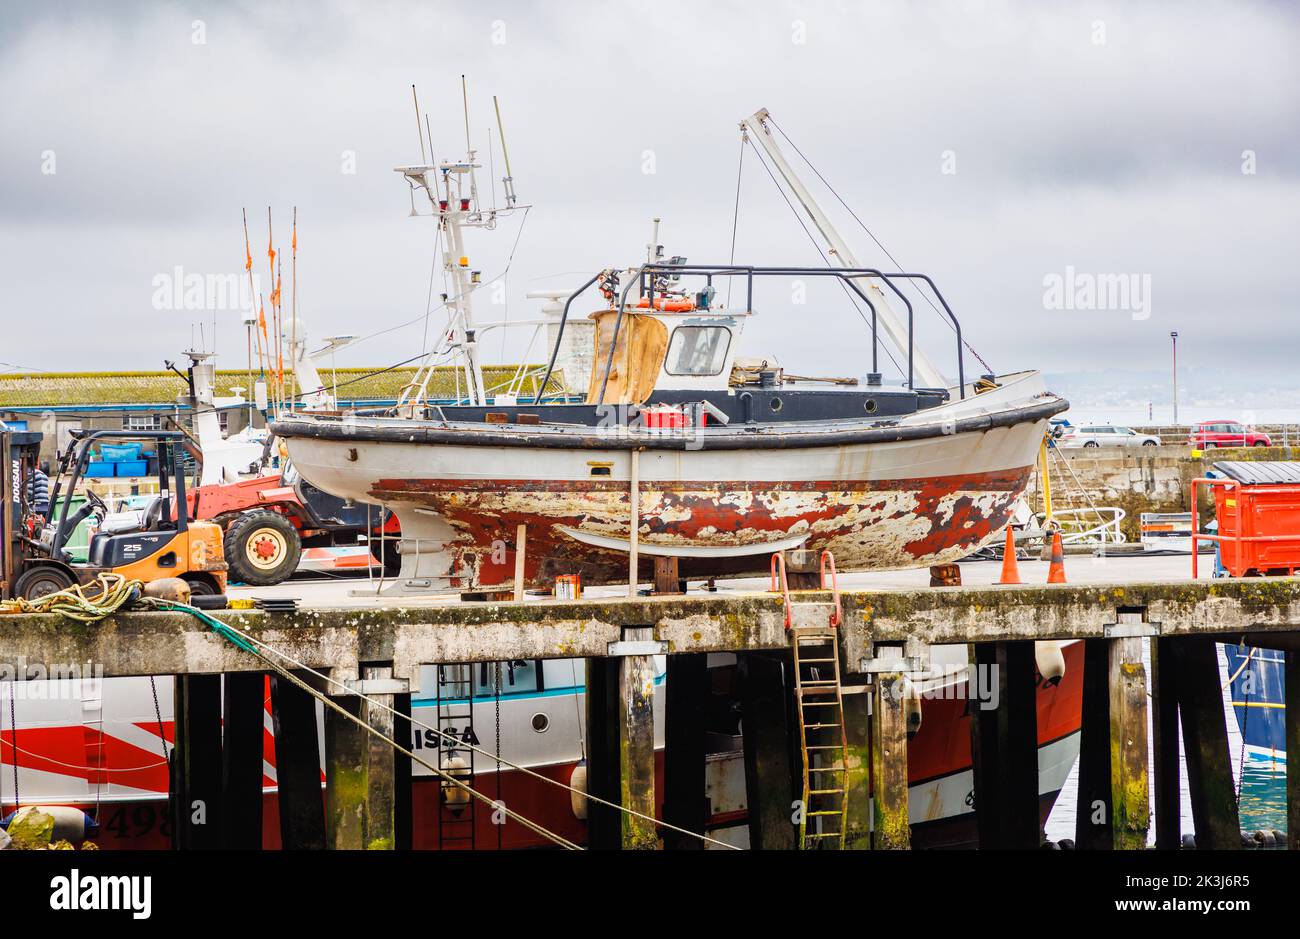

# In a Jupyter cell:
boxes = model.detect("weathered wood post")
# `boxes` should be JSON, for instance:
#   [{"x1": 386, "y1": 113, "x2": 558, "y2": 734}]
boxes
[
  {"x1": 583, "y1": 657, "x2": 621, "y2": 849},
  {"x1": 171, "y1": 674, "x2": 222, "y2": 850},
  {"x1": 1076, "y1": 634, "x2": 1150, "y2": 850},
  {"x1": 738, "y1": 650, "x2": 798, "y2": 849},
  {"x1": 653, "y1": 557, "x2": 684, "y2": 595},
  {"x1": 841, "y1": 688, "x2": 872, "y2": 849},
  {"x1": 270, "y1": 673, "x2": 326, "y2": 850},
  {"x1": 616, "y1": 626, "x2": 660, "y2": 849},
  {"x1": 664, "y1": 653, "x2": 708, "y2": 849},
  {"x1": 323, "y1": 693, "x2": 366, "y2": 850},
  {"x1": 221, "y1": 672, "x2": 266, "y2": 849},
  {"x1": 969, "y1": 641, "x2": 1039, "y2": 849},
  {"x1": 323, "y1": 665, "x2": 405, "y2": 850},
  {"x1": 870, "y1": 670, "x2": 911, "y2": 849},
  {"x1": 1174, "y1": 636, "x2": 1239, "y2": 848}
]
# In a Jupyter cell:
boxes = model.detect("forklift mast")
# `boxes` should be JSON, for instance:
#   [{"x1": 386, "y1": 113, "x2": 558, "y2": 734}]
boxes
[
  {"x1": 1, "y1": 427, "x2": 46, "y2": 600},
  {"x1": 44, "y1": 430, "x2": 191, "y2": 560}
]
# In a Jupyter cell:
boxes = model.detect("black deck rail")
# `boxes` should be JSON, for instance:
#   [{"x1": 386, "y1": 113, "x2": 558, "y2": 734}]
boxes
[{"x1": 537, "y1": 263, "x2": 967, "y2": 406}]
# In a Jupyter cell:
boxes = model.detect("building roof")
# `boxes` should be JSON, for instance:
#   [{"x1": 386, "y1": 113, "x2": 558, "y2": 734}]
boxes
[{"x1": 0, "y1": 365, "x2": 561, "y2": 410}]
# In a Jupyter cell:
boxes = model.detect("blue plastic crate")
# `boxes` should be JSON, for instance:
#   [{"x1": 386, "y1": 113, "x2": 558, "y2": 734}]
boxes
[
  {"x1": 113, "y1": 460, "x2": 148, "y2": 477},
  {"x1": 83, "y1": 461, "x2": 115, "y2": 478},
  {"x1": 100, "y1": 443, "x2": 143, "y2": 462}
]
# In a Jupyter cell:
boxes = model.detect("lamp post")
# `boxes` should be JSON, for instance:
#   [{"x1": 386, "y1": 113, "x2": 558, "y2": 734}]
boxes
[{"x1": 1170, "y1": 331, "x2": 1179, "y2": 425}]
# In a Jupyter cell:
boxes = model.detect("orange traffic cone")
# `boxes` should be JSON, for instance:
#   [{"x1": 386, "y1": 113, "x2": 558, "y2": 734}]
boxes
[
  {"x1": 1046, "y1": 531, "x2": 1067, "y2": 583},
  {"x1": 998, "y1": 527, "x2": 1021, "y2": 584}
]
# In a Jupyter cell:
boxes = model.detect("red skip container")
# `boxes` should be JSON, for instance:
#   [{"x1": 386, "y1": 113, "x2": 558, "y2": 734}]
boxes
[{"x1": 1192, "y1": 461, "x2": 1300, "y2": 577}]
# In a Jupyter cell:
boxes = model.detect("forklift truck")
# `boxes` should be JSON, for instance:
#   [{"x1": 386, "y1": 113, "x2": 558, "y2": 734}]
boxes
[{"x1": 2, "y1": 428, "x2": 227, "y2": 601}]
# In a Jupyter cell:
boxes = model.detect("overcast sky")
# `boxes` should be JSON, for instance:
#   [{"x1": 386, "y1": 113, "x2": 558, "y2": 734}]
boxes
[{"x1": 1, "y1": 1, "x2": 1296, "y2": 405}]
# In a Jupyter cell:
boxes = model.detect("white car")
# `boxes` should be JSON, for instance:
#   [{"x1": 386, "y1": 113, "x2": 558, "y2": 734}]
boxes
[{"x1": 1058, "y1": 425, "x2": 1161, "y2": 448}]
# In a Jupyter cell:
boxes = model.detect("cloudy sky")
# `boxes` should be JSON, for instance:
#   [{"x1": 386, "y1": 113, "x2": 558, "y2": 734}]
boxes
[{"x1": 1, "y1": 1, "x2": 1296, "y2": 411}]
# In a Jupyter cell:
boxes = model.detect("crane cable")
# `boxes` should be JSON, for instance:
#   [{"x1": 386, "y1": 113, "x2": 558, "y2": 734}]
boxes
[
  {"x1": 746, "y1": 137, "x2": 907, "y2": 380},
  {"x1": 183, "y1": 608, "x2": 740, "y2": 849},
  {"x1": 765, "y1": 116, "x2": 995, "y2": 376}
]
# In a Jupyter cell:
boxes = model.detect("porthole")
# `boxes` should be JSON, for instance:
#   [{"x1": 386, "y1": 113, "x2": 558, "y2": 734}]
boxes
[
  {"x1": 769, "y1": 397, "x2": 783, "y2": 413},
  {"x1": 864, "y1": 398, "x2": 878, "y2": 414},
  {"x1": 531, "y1": 712, "x2": 550, "y2": 733}
]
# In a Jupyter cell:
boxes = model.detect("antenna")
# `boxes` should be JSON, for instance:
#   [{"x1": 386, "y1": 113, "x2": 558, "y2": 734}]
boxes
[
  {"x1": 424, "y1": 113, "x2": 434, "y2": 162},
  {"x1": 461, "y1": 74, "x2": 472, "y2": 154},
  {"x1": 494, "y1": 95, "x2": 517, "y2": 207},
  {"x1": 411, "y1": 84, "x2": 428, "y2": 164}
]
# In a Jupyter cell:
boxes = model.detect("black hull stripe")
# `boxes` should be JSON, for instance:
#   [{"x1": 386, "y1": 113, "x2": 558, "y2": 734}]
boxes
[{"x1": 273, "y1": 396, "x2": 1068, "y2": 452}]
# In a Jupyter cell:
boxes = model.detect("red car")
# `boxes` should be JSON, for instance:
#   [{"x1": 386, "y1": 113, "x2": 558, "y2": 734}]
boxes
[{"x1": 1190, "y1": 420, "x2": 1272, "y2": 449}]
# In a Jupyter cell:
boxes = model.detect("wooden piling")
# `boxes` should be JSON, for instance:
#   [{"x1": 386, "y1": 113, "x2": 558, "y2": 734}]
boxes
[
  {"x1": 392, "y1": 690, "x2": 413, "y2": 851},
  {"x1": 663, "y1": 653, "x2": 708, "y2": 849},
  {"x1": 323, "y1": 694, "x2": 367, "y2": 850},
  {"x1": 1287, "y1": 650, "x2": 1300, "y2": 851},
  {"x1": 1107, "y1": 638, "x2": 1150, "y2": 850},
  {"x1": 583, "y1": 657, "x2": 622, "y2": 849},
  {"x1": 1174, "y1": 636, "x2": 1239, "y2": 849},
  {"x1": 270, "y1": 674, "x2": 326, "y2": 850},
  {"x1": 618, "y1": 627, "x2": 659, "y2": 849},
  {"x1": 969, "y1": 641, "x2": 1039, "y2": 849},
  {"x1": 1150, "y1": 637, "x2": 1181, "y2": 849},
  {"x1": 170, "y1": 674, "x2": 222, "y2": 850},
  {"x1": 359, "y1": 665, "x2": 399, "y2": 849},
  {"x1": 869, "y1": 672, "x2": 910, "y2": 849},
  {"x1": 738, "y1": 651, "x2": 798, "y2": 850},
  {"x1": 322, "y1": 667, "x2": 401, "y2": 850},
  {"x1": 841, "y1": 690, "x2": 872, "y2": 849},
  {"x1": 220, "y1": 672, "x2": 265, "y2": 849},
  {"x1": 1076, "y1": 637, "x2": 1150, "y2": 849}
]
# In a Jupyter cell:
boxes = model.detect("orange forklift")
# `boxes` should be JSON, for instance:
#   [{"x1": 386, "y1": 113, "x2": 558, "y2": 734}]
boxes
[{"x1": 2, "y1": 429, "x2": 227, "y2": 602}]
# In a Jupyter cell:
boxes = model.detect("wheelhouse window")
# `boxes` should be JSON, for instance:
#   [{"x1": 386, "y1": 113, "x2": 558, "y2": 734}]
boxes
[{"x1": 664, "y1": 325, "x2": 731, "y2": 376}]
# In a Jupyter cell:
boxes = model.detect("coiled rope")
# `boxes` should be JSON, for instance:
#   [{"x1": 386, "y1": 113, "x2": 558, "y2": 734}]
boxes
[{"x1": 0, "y1": 573, "x2": 141, "y2": 622}]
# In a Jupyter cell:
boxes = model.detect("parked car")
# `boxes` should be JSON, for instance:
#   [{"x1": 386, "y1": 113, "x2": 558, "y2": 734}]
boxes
[
  {"x1": 1190, "y1": 420, "x2": 1271, "y2": 449},
  {"x1": 1058, "y1": 425, "x2": 1162, "y2": 448}
]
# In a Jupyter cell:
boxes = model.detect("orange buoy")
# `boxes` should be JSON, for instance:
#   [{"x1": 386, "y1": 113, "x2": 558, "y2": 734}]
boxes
[
  {"x1": 998, "y1": 527, "x2": 1021, "y2": 584},
  {"x1": 636, "y1": 296, "x2": 696, "y2": 313},
  {"x1": 1046, "y1": 531, "x2": 1067, "y2": 583}
]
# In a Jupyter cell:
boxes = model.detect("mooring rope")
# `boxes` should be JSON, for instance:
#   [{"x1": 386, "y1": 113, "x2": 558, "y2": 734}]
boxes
[
  {"x1": 198, "y1": 609, "x2": 739, "y2": 849},
  {"x1": 0, "y1": 573, "x2": 141, "y2": 622},
  {"x1": 144, "y1": 599, "x2": 582, "y2": 850}
]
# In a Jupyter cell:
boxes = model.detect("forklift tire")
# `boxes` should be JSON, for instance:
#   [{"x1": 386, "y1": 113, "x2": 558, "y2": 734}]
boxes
[
  {"x1": 224, "y1": 510, "x2": 302, "y2": 586},
  {"x1": 14, "y1": 565, "x2": 76, "y2": 601}
]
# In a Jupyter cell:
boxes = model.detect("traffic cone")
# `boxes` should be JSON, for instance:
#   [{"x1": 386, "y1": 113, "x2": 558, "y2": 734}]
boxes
[
  {"x1": 998, "y1": 527, "x2": 1021, "y2": 584},
  {"x1": 1046, "y1": 531, "x2": 1067, "y2": 583}
]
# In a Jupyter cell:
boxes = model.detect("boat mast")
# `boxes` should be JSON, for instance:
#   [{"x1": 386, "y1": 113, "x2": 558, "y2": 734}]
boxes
[
  {"x1": 395, "y1": 80, "x2": 527, "y2": 410},
  {"x1": 740, "y1": 108, "x2": 948, "y2": 390}
]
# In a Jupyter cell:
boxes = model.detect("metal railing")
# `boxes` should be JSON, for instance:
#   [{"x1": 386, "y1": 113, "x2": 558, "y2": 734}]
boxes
[{"x1": 537, "y1": 262, "x2": 968, "y2": 405}]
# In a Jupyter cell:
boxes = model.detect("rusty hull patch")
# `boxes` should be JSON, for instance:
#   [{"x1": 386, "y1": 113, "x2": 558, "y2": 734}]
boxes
[{"x1": 370, "y1": 468, "x2": 1031, "y2": 587}]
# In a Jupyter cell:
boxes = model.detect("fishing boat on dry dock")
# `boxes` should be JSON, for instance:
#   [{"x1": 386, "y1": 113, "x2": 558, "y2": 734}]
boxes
[
  {"x1": 1, "y1": 102, "x2": 1079, "y2": 853},
  {"x1": 272, "y1": 109, "x2": 1068, "y2": 594}
]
